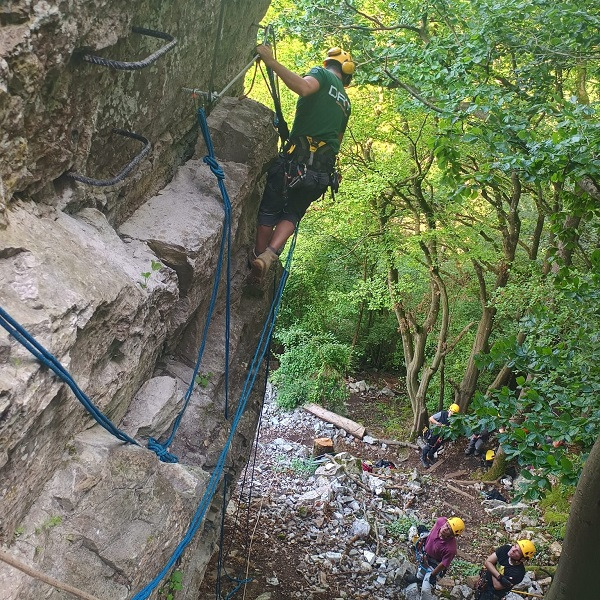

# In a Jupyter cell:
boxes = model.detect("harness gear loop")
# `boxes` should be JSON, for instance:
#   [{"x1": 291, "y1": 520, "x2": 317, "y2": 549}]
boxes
[{"x1": 305, "y1": 135, "x2": 327, "y2": 166}]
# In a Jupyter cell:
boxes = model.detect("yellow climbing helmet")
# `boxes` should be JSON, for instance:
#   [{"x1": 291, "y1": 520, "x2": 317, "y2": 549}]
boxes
[
  {"x1": 447, "y1": 517, "x2": 465, "y2": 536},
  {"x1": 325, "y1": 47, "x2": 355, "y2": 75},
  {"x1": 448, "y1": 403, "x2": 460, "y2": 414},
  {"x1": 517, "y1": 539, "x2": 536, "y2": 559},
  {"x1": 485, "y1": 449, "x2": 496, "y2": 461}
]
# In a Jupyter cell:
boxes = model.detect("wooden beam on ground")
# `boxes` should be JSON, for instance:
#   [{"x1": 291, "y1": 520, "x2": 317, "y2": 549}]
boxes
[
  {"x1": 446, "y1": 469, "x2": 468, "y2": 479},
  {"x1": 379, "y1": 438, "x2": 419, "y2": 449},
  {"x1": 448, "y1": 478, "x2": 483, "y2": 486},
  {"x1": 445, "y1": 482, "x2": 478, "y2": 500},
  {"x1": 426, "y1": 454, "x2": 450, "y2": 473},
  {"x1": 303, "y1": 404, "x2": 366, "y2": 439},
  {"x1": 0, "y1": 549, "x2": 102, "y2": 600}
]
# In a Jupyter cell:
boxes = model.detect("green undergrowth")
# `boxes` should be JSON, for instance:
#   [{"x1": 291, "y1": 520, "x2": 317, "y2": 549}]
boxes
[
  {"x1": 538, "y1": 484, "x2": 574, "y2": 540},
  {"x1": 387, "y1": 515, "x2": 420, "y2": 538},
  {"x1": 451, "y1": 558, "x2": 481, "y2": 578},
  {"x1": 271, "y1": 327, "x2": 352, "y2": 413}
]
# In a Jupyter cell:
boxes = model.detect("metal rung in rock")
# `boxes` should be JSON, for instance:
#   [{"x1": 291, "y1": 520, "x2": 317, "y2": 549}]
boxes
[
  {"x1": 67, "y1": 129, "x2": 151, "y2": 187},
  {"x1": 82, "y1": 26, "x2": 177, "y2": 70}
]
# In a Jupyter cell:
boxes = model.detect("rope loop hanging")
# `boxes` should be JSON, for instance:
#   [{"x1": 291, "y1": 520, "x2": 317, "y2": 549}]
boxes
[
  {"x1": 81, "y1": 26, "x2": 177, "y2": 71},
  {"x1": 147, "y1": 107, "x2": 232, "y2": 463},
  {"x1": 67, "y1": 129, "x2": 151, "y2": 187}
]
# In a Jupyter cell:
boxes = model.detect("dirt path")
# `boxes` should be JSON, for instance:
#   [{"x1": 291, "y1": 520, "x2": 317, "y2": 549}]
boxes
[{"x1": 196, "y1": 383, "x2": 546, "y2": 600}]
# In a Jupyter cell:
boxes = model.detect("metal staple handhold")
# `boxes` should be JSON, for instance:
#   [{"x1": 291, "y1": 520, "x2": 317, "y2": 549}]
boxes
[
  {"x1": 67, "y1": 129, "x2": 151, "y2": 187},
  {"x1": 81, "y1": 26, "x2": 177, "y2": 70}
]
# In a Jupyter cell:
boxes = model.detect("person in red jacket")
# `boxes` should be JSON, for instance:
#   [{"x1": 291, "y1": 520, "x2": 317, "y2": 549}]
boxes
[{"x1": 415, "y1": 516, "x2": 465, "y2": 588}]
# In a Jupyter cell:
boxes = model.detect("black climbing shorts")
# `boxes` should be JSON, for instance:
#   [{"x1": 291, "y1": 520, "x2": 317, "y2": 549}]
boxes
[{"x1": 257, "y1": 155, "x2": 329, "y2": 227}]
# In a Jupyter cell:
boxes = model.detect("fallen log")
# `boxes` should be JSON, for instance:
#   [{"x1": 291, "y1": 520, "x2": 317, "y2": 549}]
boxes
[
  {"x1": 445, "y1": 482, "x2": 478, "y2": 500},
  {"x1": 426, "y1": 454, "x2": 450, "y2": 473},
  {"x1": 448, "y1": 478, "x2": 483, "y2": 486},
  {"x1": 303, "y1": 404, "x2": 366, "y2": 439},
  {"x1": 313, "y1": 437, "x2": 334, "y2": 457},
  {"x1": 379, "y1": 438, "x2": 419, "y2": 450},
  {"x1": 446, "y1": 469, "x2": 468, "y2": 479}
]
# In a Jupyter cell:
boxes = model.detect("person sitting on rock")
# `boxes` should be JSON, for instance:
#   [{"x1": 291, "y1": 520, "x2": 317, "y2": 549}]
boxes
[
  {"x1": 421, "y1": 403, "x2": 459, "y2": 468},
  {"x1": 475, "y1": 539, "x2": 536, "y2": 599},
  {"x1": 465, "y1": 426, "x2": 491, "y2": 456}
]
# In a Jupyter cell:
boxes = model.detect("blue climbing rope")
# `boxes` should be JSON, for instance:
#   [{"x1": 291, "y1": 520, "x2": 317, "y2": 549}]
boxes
[
  {"x1": 131, "y1": 230, "x2": 297, "y2": 600},
  {"x1": 216, "y1": 283, "x2": 276, "y2": 598},
  {"x1": 148, "y1": 107, "x2": 232, "y2": 463},
  {"x1": 0, "y1": 306, "x2": 138, "y2": 446},
  {"x1": 1, "y1": 98, "x2": 297, "y2": 600}
]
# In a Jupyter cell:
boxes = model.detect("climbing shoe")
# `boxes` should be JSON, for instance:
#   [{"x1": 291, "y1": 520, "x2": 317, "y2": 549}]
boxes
[
  {"x1": 250, "y1": 247, "x2": 279, "y2": 282},
  {"x1": 247, "y1": 247, "x2": 258, "y2": 270},
  {"x1": 420, "y1": 457, "x2": 430, "y2": 469}
]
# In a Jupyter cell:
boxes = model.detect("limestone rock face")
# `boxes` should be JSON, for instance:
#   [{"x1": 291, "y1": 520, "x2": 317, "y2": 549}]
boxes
[
  {"x1": 0, "y1": 0, "x2": 270, "y2": 224},
  {"x1": 0, "y1": 1, "x2": 278, "y2": 597}
]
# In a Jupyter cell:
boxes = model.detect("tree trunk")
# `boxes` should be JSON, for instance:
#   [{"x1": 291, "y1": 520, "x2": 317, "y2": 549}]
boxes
[
  {"x1": 455, "y1": 303, "x2": 494, "y2": 409},
  {"x1": 487, "y1": 331, "x2": 526, "y2": 392},
  {"x1": 482, "y1": 445, "x2": 506, "y2": 481},
  {"x1": 546, "y1": 434, "x2": 600, "y2": 600}
]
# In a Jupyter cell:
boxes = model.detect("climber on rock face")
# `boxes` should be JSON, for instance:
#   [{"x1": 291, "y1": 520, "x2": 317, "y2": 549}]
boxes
[{"x1": 249, "y1": 44, "x2": 354, "y2": 283}]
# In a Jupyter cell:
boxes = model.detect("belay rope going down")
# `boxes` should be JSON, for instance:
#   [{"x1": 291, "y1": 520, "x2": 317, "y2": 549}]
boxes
[
  {"x1": 131, "y1": 109, "x2": 298, "y2": 600},
  {"x1": 147, "y1": 107, "x2": 233, "y2": 463},
  {"x1": 0, "y1": 106, "x2": 298, "y2": 600}
]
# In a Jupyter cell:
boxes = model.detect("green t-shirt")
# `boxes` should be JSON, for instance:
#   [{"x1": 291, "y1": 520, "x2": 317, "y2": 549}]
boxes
[{"x1": 289, "y1": 66, "x2": 351, "y2": 154}]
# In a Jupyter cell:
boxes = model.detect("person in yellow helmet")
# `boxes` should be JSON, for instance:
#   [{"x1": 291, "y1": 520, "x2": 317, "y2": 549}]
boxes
[
  {"x1": 250, "y1": 45, "x2": 354, "y2": 283},
  {"x1": 475, "y1": 539, "x2": 536, "y2": 599},
  {"x1": 412, "y1": 516, "x2": 464, "y2": 589},
  {"x1": 421, "y1": 403, "x2": 459, "y2": 468}
]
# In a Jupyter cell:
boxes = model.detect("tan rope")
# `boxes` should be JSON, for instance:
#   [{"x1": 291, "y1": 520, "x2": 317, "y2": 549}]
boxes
[{"x1": 0, "y1": 549, "x2": 103, "y2": 600}]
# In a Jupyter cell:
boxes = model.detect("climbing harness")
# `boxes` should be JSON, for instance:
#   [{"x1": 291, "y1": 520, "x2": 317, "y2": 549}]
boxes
[
  {"x1": 81, "y1": 26, "x2": 177, "y2": 71},
  {"x1": 67, "y1": 129, "x2": 151, "y2": 187}
]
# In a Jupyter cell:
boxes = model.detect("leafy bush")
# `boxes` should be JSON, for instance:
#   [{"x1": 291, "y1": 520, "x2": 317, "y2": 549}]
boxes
[
  {"x1": 271, "y1": 327, "x2": 352, "y2": 411},
  {"x1": 451, "y1": 558, "x2": 481, "y2": 578},
  {"x1": 289, "y1": 457, "x2": 320, "y2": 476},
  {"x1": 470, "y1": 267, "x2": 600, "y2": 499},
  {"x1": 387, "y1": 515, "x2": 420, "y2": 538}
]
